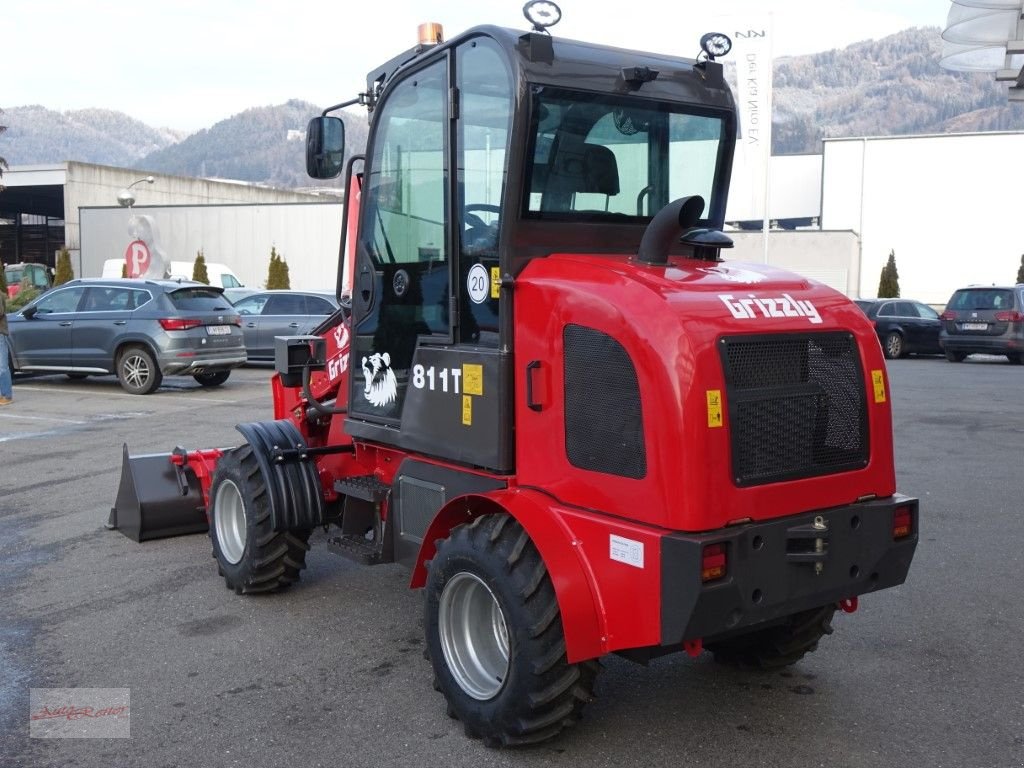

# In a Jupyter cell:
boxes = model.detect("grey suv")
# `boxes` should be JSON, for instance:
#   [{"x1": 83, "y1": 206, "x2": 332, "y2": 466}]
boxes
[
  {"x1": 8, "y1": 278, "x2": 247, "y2": 393},
  {"x1": 939, "y1": 284, "x2": 1024, "y2": 364}
]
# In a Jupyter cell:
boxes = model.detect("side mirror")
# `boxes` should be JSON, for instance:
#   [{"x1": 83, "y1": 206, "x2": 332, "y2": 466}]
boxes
[
  {"x1": 21, "y1": 305, "x2": 37, "y2": 319},
  {"x1": 306, "y1": 116, "x2": 346, "y2": 179}
]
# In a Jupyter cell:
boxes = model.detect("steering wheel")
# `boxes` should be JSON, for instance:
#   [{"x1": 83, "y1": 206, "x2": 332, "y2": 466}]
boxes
[{"x1": 463, "y1": 203, "x2": 502, "y2": 230}]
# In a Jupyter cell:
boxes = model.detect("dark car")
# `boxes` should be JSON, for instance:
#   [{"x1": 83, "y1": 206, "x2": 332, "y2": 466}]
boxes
[
  {"x1": 854, "y1": 298, "x2": 942, "y2": 359},
  {"x1": 939, "y1": 284, "x2": 1024, "y2": 364},
  {"x1": 231, "y1": 290, "x2": 341, "y2": 361},
  {"x1": 7, "y1": 278, "x2": 247, "y2": 394}
]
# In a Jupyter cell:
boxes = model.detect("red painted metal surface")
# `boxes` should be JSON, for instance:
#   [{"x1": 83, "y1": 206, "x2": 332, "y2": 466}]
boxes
[
  {"x1": 169, "y1": 448, "x2": 224, "y2": 515},
  {"x1": 513, "y1": 253, "x2": 896, "y2": 533}
]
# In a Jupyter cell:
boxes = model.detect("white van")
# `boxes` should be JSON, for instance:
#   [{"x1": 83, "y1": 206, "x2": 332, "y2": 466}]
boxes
[
  {"x1": 101, "y1": 258, "x2": 243, "y2": 289},
  {"x1": 168, "y1": 261, "x2": 244, "y2": 290}
]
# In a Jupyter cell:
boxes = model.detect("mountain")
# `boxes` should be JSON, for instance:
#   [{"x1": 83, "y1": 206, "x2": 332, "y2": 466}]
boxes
[
  {"x1": 768, "y1": 27, "x2": 1024, "y2": 154},
  {"x1": 137, "y1": 99, "x2": 369, "y2": 190},
  {"x1": 0, "y1": 106, "x2": 185, "y2": 166},
  {"x1": 2, "y1": 27, "x2": 1023, "y2": 183}
]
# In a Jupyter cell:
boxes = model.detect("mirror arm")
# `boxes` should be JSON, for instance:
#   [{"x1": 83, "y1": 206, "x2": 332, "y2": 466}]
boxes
[{"x1": 322, "y1": 94, "x2": 370, "y2": 117}]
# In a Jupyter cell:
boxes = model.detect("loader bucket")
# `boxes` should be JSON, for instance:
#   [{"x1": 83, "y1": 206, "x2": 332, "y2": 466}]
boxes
[{"x1": 107, "y1": 444, "x2": 209, "y2": 542}]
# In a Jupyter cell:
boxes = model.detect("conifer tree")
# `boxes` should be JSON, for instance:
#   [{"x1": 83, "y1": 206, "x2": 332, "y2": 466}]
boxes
[
  {"x1": 192, "y1": 250, "x2": 210, "y2": 284},
  {"x1": 1016, "y1": 254, "x2": 1024, "y2": 284},
  {"x1": 265, "y1": 246, "x2": 290, "y2": 289},
  {"x1": 877, "y1": 249, "x2": 900, "y2": 298},
  {"x1": 54, "y1": 248, "x2": 74, "y2": 286}
]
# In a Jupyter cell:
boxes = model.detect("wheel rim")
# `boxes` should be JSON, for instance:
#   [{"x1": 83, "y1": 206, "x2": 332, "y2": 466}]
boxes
[
  {"x1": 887, "y1": 335, "x2": 901, "y2": 357},
  {"x1": 122, "y1": 353, "x2": 151, "y2": 389},
  {"x1": 438, "y1": 572, "x2": 510, "y2": 701},
  {"x1": 213, "y1": 479, "x2": 246, "y2": 565}
]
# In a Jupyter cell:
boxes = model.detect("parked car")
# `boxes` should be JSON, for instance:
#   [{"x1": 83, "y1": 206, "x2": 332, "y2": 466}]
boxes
[
  {"x1": 939, "y1": 284, "x2": 1024, "y2": 363},
  {"x1": 223, "y1": 287, "x2": 259, "y2": 304},
  {"x1": 854, "y1": 298, "x2": 943, "y2": 359},
  {"x1": 231, "y1": 290, "x2": 341, "y2": 362},
  {"x1": 7, "y1": 278, "x2": 247, "y2": 394}
]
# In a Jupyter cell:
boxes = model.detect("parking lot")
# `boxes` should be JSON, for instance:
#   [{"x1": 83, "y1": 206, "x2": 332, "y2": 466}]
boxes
[{"x1": 1, "y1": 359, "x2": 1022, "y2": 768}]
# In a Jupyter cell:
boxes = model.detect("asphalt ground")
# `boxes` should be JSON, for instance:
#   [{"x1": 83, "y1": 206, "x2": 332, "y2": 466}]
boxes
[{"x1": 0, "y1": 358, "x2": 1022, "y2": 768}]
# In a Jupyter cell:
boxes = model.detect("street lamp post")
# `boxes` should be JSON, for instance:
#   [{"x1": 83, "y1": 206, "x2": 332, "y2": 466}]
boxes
[{"x1": 116, "y1": 176, "x2": 155, "y2": 208}]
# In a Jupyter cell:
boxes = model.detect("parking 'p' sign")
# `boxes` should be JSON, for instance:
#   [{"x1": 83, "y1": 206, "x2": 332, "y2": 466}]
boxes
[{"x1": 124, "y1": 240, "x2": 151, "y2": 278}]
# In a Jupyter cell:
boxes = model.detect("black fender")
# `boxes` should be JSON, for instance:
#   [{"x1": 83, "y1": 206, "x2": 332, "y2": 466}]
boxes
[{"x1": 235, "y1": 420, "x2": 326, "y2": 531}]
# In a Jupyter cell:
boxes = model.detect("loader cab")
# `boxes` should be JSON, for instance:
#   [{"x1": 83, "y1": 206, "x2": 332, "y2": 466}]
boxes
[{"x1": 308, "y1": 24, "x2": 736, "y2": 473}]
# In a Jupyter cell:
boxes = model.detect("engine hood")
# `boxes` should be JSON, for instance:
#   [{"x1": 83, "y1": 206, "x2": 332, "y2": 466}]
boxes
[{"x1": 512, "y1": 252, "x2": 895, "y2": 532}]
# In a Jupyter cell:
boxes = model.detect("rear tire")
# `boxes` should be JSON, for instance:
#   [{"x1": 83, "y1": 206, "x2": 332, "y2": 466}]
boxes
[
  {"x1": 706, "y1": 604, "x2": 836, "y2": 670},
  {"x1": 883, "y1": 331, "x2": 905, "y2": 359},
  {"x1": 944, "y1": 350, "x2": 967, "y2": 362},
  {"x1": 425, "y1": 514, "x2": 599, "y2": 747},
  {"x1": 1007, "y1": 353, "x2": 1022, "y2": 365},
  {"x1": 209, "y1": 445, "x2": 311, "y2": 594},
  {"x1": 194, "y1": 370, "x2": 231, "y2": 387},
  {"x1": 116, "y1": 345, "x2": 162, "y2": 394}
]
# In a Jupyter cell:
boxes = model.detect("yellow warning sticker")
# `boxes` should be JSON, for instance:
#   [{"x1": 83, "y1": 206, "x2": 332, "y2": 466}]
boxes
[
  {"x1": 463, "y1": 364, "x2": 484, "y2": 396},
  {"x1": 706, "y1": 389, "x2": 724, "y2": 428},
  {"x1": 462, "y1": 395, "x2": 473, "y2": 425},
  {"x1": 871, "y1": 369, "x2": 887, "y2": 403},
  {"x1": 490, "y1": 267, "x2": 501, "y2": 299}
]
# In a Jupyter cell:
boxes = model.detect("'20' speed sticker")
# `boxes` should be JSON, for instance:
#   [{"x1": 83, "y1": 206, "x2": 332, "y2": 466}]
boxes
[{"x1": 467, "y1": 263, "x2": 489, "y2": 304}]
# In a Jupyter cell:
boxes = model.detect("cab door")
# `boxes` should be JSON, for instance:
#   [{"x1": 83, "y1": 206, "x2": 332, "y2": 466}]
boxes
[
  {"x1": 346, "y1": 38, "x2": 515, "y2": 472},
  {"x1": 348, "y1": 58, "x2": 452, "y2": 425}
]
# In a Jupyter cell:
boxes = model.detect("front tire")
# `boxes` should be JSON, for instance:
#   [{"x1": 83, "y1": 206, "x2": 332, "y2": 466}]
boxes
[
  {"x1": 425, "y1": 514, "x2": 599, "y2": 747},
  {"x1": 883, "y1": 331, "x2": 905, "y2": 359},
  {"x1": 116, "y1": 345, "x2": 162, "y2": 394},
  {"x1": 209, "y1": 445, "x2": 311, "y2": 594},
  {"x1": 194, "y1": 370, "x2": 231, "y2": 387},
  {"x1": 706, "y1": 604, "x2": 836, "y2": 670}
]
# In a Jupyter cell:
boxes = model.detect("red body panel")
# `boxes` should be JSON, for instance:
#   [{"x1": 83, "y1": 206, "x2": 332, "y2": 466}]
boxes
[{"x1": 514, "y1": 253, "x2": 895, "y2": 532}]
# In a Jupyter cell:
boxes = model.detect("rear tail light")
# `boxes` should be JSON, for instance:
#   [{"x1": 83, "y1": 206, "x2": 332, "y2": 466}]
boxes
[
  {"x1": 159, "y1": 318, "x2": 202, "y2": 331},
  {"x1": 939, "y1": 310, "x2": 956, "y2": 321},
  {"x1": 893, "y1": 505, "x2": 913, "y2": 539},
  {"x1": 701, "y1": 543, "x2": 727, "y2": 582},
  {"x1": 230, "y1": 316, "x2": 242, "y2": 326},
  {"x1": 994, "y1": 311, "x2": 1024, "y2": 322}
]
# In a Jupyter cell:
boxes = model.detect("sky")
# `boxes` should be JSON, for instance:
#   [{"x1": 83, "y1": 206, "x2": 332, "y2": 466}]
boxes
[{"x1": 5, "y1": 0, "x2": 950, "y2": 132}]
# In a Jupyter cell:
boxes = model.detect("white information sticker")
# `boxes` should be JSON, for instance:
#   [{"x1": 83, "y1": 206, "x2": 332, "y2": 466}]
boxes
[
  {"x1": 467, "y1": 263, "x2": 489, "y2": 304},
  {"x1": 609, "y1": 535, "x2": 644, "y2": 569}
]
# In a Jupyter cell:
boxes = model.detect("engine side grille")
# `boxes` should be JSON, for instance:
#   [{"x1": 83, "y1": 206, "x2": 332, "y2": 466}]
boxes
[
  {"x1": 563, "y1": 324, "x2": 646, "y2": 479},
  {"x1": 719, "y1": 333, "x2": 869, "y2": 486}
]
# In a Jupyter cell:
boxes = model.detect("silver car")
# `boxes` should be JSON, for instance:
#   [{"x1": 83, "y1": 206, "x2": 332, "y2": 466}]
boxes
[
  {"x1": 231, "y1": 290, "x2": 341, "y2": 362},
  {"x1": 8, "y1": 278, "x2": 247, "y2": 394}
]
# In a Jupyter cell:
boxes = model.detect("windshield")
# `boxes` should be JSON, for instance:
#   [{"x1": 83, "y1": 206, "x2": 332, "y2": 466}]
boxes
[{"x1": 523, "y1": 87, "x2": 727, "y2": 223}]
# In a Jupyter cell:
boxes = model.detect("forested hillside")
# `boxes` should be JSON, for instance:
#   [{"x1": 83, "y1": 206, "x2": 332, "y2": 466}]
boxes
[{"x1": 2, "y1": 27, "x2": 1022, "y2": 184}]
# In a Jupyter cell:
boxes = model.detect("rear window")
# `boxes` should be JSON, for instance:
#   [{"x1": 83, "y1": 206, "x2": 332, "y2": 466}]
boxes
[
  {"x1": 948, "y1": 289, "x2": 1014, "y2": 311},
  {"x1": 168, "y1": 287, "x2": 233, "y2": 311}
]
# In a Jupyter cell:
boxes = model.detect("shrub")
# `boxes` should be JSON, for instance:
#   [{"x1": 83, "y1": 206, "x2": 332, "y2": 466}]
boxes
[
  {"x1": 265, "y1": 246, "x2": 290, "y2": 289},
  {"x1": 54, "y1": 248, "x2": 74, "y2": 286},
  {"x1": 192, "y1": 250, "x2": 210, "y2": 284}
]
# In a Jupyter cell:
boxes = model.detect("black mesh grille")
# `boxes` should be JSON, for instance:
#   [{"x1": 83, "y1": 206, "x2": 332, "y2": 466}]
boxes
[
  {"x1": 719, "y1": 333, "x2": 869, "y2": 486},
  {"x1": 563, "y1": 325, "x2": 646, "y2": 479}
]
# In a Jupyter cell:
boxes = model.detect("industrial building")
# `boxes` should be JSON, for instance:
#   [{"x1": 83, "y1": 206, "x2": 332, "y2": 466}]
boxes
[
  {"x1": 2, "y1": 131, "x2": 1022, "y2": 303},
  {"x1": 0, "y1": 162, "x2": 342, "y2": 290}
]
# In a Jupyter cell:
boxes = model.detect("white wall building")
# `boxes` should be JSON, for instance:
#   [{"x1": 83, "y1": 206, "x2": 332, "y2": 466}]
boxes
[{"x1": 821, "y1": 132, "x2": 1024, "y2": 306}]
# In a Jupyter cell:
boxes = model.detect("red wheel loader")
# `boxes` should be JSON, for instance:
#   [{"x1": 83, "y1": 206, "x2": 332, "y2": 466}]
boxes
[{"x1": 110, "y1": 3, "x2": 918, "y2": 747}]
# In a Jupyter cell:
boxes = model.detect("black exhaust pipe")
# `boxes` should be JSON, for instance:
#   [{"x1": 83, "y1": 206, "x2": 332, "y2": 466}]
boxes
[{"x1": 636, "y1": 195, "x2": 705, "y2": 266}]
